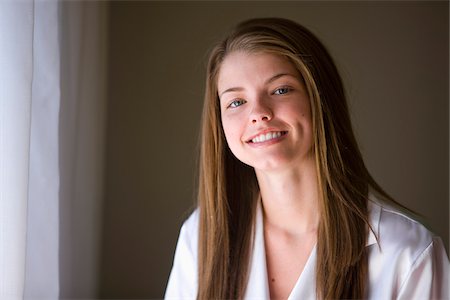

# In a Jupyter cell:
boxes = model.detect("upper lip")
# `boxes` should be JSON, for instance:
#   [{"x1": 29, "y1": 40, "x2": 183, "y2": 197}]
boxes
[{"x1": 245, "y1": 128, "x2": 287, "y2": 143}]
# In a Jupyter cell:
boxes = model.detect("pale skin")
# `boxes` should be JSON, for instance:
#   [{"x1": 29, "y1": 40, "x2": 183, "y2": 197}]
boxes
[{"x1": 218, "y1": 51, "x2": 320, "y2": 299}]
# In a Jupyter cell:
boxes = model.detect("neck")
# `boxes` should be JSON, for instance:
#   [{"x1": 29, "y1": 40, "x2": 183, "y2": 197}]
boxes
[{"x1": 256, "y1": 157, "x2": 320, "y2": 236}]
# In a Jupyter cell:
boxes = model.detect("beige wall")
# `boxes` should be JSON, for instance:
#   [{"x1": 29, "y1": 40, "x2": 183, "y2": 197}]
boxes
[{"x1": 100, "y1": 2, "x2": 448, "y2": 298}]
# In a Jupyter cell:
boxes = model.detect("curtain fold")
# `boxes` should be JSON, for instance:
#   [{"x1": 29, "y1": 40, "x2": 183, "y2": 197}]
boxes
[
  {"x1": 0, "y1": 1, "x2": 34, "y2": 298},
  {"x1": 0, "y1": 1, "x2": 106, "y2": 298},
  {"x1": 58, "y1": 2, "x2": 107, "y2": 298},
  {"x1": 24, "y1": 1, "x2": 60, "y2": 298}
]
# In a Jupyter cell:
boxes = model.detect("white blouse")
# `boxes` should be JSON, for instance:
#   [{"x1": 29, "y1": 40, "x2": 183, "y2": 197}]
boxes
[{"x1": 165, "y1": 194, "x2": 449, "y2": 299}]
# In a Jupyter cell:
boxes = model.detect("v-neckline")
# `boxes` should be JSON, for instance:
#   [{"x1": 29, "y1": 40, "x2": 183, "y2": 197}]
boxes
[
  {"x1": 244, "y1": 200, "x2": 317, "y2": 299},
  {"x1": 286, "y1": 244, "x2": 317, "y2": 299}
]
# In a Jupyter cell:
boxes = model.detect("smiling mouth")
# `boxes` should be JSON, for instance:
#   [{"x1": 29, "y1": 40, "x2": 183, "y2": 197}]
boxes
[{"x1": 248, "y1": 131, "x2": 287, "y2": 144}]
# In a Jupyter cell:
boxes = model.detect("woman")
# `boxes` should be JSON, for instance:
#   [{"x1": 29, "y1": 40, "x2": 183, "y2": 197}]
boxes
[{"x1": 165, "y1": 18, "x2": 449, "y2": 299}]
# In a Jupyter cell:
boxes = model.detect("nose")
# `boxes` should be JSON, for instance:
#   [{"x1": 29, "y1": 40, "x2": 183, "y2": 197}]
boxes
[{"x1": 250, "y1": 99, "x2": 273, "y2": 124}]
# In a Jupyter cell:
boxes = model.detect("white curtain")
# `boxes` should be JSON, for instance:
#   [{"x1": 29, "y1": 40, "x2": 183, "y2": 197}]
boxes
[
  {"x1": 24, "y1": 1, "x2": 60, "y2": 298},
  {"x1": 0, "y1": 1, "x2": 106, "y2": 299},
  {"x1": 0, "y1": 2, "x2": 34, "y2": 298}
]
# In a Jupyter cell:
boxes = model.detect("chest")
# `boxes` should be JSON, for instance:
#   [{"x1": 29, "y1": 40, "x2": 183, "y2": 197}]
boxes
[{"x1": 264, "y1": 230, "x2": 317, "y2": 299}]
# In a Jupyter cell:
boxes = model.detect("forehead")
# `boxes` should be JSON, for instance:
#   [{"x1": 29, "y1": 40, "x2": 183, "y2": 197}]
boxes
[{"x1": 217, "y1": 51, "x2": 300, "y2": 92}]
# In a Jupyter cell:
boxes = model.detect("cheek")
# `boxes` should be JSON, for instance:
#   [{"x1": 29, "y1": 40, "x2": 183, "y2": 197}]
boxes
[
  {"x1": 221, "y1": 117, "x2": 243, "y2": 152},
  {"x1": 290, "y1": 101, "x2": 312, "y2": 124},
  {"x1": 222, "y1": 119, "x2": 238, "y2": 144}
]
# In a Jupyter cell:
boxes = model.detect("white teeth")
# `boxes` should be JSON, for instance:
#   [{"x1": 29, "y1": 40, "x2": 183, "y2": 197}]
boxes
[{"x1": 251, "y1": 131, "x2": 283, "y2": 143}]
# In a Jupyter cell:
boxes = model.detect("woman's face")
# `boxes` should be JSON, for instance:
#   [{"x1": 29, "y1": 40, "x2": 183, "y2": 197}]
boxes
[{"x1": 217, "y1": 51, "x2": 313, "y2": 172}]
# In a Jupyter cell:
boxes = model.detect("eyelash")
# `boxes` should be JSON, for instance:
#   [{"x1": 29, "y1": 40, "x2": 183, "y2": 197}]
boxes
[
  {"x1": 273, "y1": 86, "x2": 292, "y2": 95},
  {"x1": 227, "y1": 99, "x2": 246, "y2": 108},
  {"x1": 225, "y1": 86, "x2": 292, "y2": 109}
]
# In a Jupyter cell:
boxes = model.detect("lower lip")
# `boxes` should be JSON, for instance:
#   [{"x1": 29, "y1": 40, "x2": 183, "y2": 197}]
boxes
[{"x1": 246, "y1": 132, "x2": 288, "y2": 148}]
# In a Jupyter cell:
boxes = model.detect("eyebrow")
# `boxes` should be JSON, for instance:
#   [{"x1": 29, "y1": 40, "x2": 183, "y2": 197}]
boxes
[{"x1": 219, "y1": 73, "x2": 298, "y2": 98}]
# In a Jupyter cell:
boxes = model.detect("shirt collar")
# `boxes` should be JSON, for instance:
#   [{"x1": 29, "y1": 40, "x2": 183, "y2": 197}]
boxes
[
  {"x1": 367, "y1": 192, "x2": 381, "y2": 247},
  {"x1": 254, "y1": 192, "x2": 382, "y2": 247}
]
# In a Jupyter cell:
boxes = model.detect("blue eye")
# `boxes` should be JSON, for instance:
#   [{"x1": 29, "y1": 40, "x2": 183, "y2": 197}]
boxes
[
  {"x1": 228, "y1": 99, "x2": 246, "y2": 108},
  {"x1": 274, "y1": 87, "x2": 291, "y2": 95}
]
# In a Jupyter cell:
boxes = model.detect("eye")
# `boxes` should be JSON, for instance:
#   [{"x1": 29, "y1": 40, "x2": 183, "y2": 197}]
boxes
[
  {"x1": 273, "y1": 87, "x2": 291, "y2": 95},
  {"x1": 228, "y1": 99, "x2": 246, "y2": 108}
]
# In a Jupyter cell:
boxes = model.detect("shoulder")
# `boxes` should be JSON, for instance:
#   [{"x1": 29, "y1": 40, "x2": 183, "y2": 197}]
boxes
[
  {"x1": 176, "y1": 208, "x2": 200, "y2": 256},
  {"x1": 180, "y1": 208, "x2": 200, "y2": 235},
  {"x1": 370, "y1": 199, "x2": 434, "y2": 257},
  {"x1": 366, "y1": 195, "x2": 449, "y2": 299},
  {"x1": 165, "y1": 208, "x2": 200, "y2": 299}
]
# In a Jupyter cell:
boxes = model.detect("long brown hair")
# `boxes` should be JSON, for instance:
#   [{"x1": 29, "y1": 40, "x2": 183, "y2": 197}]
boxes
[{"x1": 197, "y1": 17, "x2": 395, "y2": 299}]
